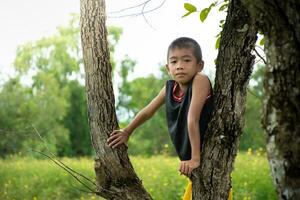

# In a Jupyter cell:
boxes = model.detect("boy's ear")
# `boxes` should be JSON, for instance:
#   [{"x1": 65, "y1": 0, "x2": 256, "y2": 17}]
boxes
[
  {"x1": 165, "y1": 64, "x2": 170, "y2": 73},
  {"x1": 165, "y1": 64, "x2": 172, "y2": 77},
  {"x1": 198, "y1": 60, "x2": 204, "y2": 72}
]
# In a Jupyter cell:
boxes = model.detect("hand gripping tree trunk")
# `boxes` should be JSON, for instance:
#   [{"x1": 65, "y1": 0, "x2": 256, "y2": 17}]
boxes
[
  {"x1": 192, "y1": 0, "x2": 258, "y2": 199},
  {"x1": 80, "y1": 0, "x2": 152, "y2": 199},
  {"x1": 243, "y1": 0, "x2": 300, "y2": 199}
]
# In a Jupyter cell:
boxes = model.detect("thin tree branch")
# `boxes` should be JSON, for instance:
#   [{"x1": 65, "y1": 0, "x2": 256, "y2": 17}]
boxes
[
  {"x1": 255, "y1": 44, "x2": 264, "y2": 52},
  {"x1": 108, "y1": 0, "x2": 166, "y2": 18},
  {"x1": 142, "y1": 0, "x2": 156, "y2": 30},
  {"x1": 247, "y1": 87, "x2": 263, "y2": 101},
  {"x1": 108, "y1": 0, "x2": 151, "y2": 14},
  {"x1": 254, "y1": 48, "x2": 266, "y2": 64},
  {"x1": 30, "y1": 149, "x2": 97, "y2": 194},
  {"x1": 69, "y1": 185, "x2": 97, "y2": 194},
  {"x1": 31, "y1": 124, "x2": 97, "y2": 187}
]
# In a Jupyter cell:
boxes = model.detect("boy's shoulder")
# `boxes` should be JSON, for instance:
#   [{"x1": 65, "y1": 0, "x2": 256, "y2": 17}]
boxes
[{"x1": 193, "y1": 72, "x2": 210, "y2": 83}]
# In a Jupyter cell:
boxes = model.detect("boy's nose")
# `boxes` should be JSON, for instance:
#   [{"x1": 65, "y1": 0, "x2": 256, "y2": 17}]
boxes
[{"x1": 176, "y1": 63, "x2": 183, "y2": 70}]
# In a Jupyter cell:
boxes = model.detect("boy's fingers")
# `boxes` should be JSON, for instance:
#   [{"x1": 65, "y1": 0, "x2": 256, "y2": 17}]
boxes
[
  {"x1": 179, "y1": 163, "x2": 183, "y2": 174},
  {"x1": 179, "y1": 162, "x2": 195, "y2": 177},
  {"x1": 186, "y1": 164, "x2": 191, "y2": 176},
  {"x1": 110, "y1": 130, "x2": 120, "y2": 136},
  {"x1": 112, "y1": 140, "x2": 123, "y2": 148},
  {"x1": 184, "y1": 163, "x2": 189, "y2": 176},
  {"x1": 107, "y1": 134, "x2": 118, "y2": 143},
  {"x1": 108, "y1": 136, "x2": 121, "y2": 147},
  {"x1": 187, "y1": 167, "x2": 192, "y2": 177},
  {"x1": 181, "y1": 162, "x2": 187, "y2": 175}
]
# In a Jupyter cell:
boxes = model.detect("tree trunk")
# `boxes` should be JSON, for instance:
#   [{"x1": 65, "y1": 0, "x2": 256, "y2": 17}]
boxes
[
  {"x1": 192, "y1": 0, "x2": 257, "y2": 199},
  {"x1": 244, "y1": 0, "x2": 300, "y2": 199},
  {"x1": 80, "y1": 0, "x2": 152, "y2": 199}
]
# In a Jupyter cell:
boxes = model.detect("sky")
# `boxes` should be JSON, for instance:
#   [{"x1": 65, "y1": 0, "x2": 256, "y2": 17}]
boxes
[{"x1": 0, "y1": 0, "x2": 225, "y2": 81}]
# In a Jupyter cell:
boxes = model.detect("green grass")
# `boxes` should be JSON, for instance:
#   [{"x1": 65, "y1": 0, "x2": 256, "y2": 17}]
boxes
[
  {"x1": 0, "y1": 156, "x2": 98, "y2": 200},
  {"x1": 231, "y1": 149, "x2": 277, "y2": 200},
  {"x1": 0, "y1": 152, "x2": 276, "y2": 200}
]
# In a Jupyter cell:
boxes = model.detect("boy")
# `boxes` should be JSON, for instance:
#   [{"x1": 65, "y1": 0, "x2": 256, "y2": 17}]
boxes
[{"x1": 107, "y1": 37, "x2": 214, "y2": 198}]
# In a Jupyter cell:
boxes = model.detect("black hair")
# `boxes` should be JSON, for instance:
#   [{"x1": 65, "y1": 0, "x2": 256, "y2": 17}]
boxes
[{"x1": 167, "y1": 37, "x2": 202, "y2": 63}]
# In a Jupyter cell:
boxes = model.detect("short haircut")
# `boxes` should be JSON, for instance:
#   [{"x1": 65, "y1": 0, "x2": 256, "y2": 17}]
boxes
[{"x1": 167, "y1": 37, "x2": 202, "y2": 63}]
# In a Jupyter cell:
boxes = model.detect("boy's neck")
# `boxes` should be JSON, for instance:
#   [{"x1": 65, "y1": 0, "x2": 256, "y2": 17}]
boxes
[{"x1": 178, "y1": 82, "x2": 188, "y2": 93}]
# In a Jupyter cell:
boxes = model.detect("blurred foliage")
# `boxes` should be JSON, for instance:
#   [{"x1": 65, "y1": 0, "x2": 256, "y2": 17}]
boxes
[
  {"x1": 0, "y1": 15, "x2": 122, "y2": 157},
  {"x1": 240, "y1": 64, "x2": 265, "y2": 151},
  {"x1": 63, "y1": 80, "x2": 91, "y2": 156}
]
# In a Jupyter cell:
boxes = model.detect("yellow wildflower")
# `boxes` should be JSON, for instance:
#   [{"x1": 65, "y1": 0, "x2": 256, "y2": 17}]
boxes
[{"x1": 247, "y1": 148, "x2": 252, "y2": 156}]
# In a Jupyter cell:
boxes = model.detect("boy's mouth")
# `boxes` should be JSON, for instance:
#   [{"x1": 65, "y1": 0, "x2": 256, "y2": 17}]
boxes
[{"x1": 176, "y1": 73, "x2": 186, "y2": 76}]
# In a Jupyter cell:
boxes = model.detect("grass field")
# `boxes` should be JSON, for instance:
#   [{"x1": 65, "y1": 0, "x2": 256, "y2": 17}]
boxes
[{"x1": 0, "y1": 151, "x2": 277, "y2": 200}]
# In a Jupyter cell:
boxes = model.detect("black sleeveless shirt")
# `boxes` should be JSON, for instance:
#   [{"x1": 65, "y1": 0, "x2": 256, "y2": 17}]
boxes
[{"x1": 165, "y1": 79, "x2": 213, "y2": 160}]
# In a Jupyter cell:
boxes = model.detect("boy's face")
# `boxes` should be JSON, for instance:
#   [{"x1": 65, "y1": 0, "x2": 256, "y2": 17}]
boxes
[{"x1": 166, "y1": 47, "x2": 203, "y2": 84}]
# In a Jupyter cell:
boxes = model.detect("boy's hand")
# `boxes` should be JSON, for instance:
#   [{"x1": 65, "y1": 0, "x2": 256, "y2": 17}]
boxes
[
  {"x1": 179, "y1": 159, "x2": 200, "y2": 177},
  {"x1": 107, "y1": 129, "x2": 129, "y2": 148}
]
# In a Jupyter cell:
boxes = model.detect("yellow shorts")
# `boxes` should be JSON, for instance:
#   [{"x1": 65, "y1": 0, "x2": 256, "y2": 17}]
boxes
[{"x1": 182, "y1": 181, "x2": 233, "y2": 200}]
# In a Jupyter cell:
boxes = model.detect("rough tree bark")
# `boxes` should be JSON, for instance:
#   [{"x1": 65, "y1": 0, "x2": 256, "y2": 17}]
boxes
[
  {"x1": 192, "y1": 0, "x2": 258, "y2": 199},
  {"x1": 80, "y1": 0, "x2": 152, "y2": 199},
  {"x1": 244, "y1": 0, "x2": 300, "y2": 199}
]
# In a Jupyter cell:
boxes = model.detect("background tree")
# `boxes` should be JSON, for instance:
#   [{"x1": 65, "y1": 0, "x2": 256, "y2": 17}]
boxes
[
  {"x1": 241, "y1": 65, "x2": 265, "y2": 150},
  {"x1": 243, "y1": 0, "x2": 300, "y2": 198},
  {"x1": 10, "y1": 15, "x2": 82, "y2": 156},
  {"x1": 0, "y1": 15, "x2": 124, "y2": 158},
  {"x1": 63, "y1": 80, "x2": 92, "y2": 156},
  {"x1": 0, "y1": 77, "x2": 34, "y2": 156}
]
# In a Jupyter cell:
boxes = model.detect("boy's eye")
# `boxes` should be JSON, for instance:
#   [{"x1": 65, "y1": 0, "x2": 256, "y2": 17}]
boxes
[
  {"x1": 184, "y1": 59, "x2": 191, "y2": 62},
  {"x1": 170, "y1": 60, "x2": 177, "y2": 64}
]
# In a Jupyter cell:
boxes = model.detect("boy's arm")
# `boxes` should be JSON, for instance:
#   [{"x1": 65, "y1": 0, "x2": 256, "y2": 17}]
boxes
[
  {"x1": 179, "y1": 74, "x2": 210, "y2": 177},
  {"x1": 107, "y1": 86, "x2": 166, "y2": 148},
  {"x1": 188, "y1": 74, "x2": 210, "y2": 160}
]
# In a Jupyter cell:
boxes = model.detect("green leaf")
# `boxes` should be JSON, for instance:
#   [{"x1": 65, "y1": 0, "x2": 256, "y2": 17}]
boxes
[
  {"x1": 259, "y1": 37, "x2": 265, "y2": 46},
  {"x1": 184, "y1": 3, "x2": 197, "y2": 12},
  {"x1": 209, "y1": 2, "x2": 216, "y2": 9},
  {"x1": 199, "y1": 8, "x2": 211, "y2": 22},
  {"x1": 182, "y1": 11, "x2": 193, "y2": 18},
  {"x1": 219, "y1": 20, "x2": 225, "y2": 28},
  {"x1": 215, "y1": 36, "x2": 221, "y2": 49},
  {"x1": 219, "y1": 3, "x2": 228, "y2": 11}
]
